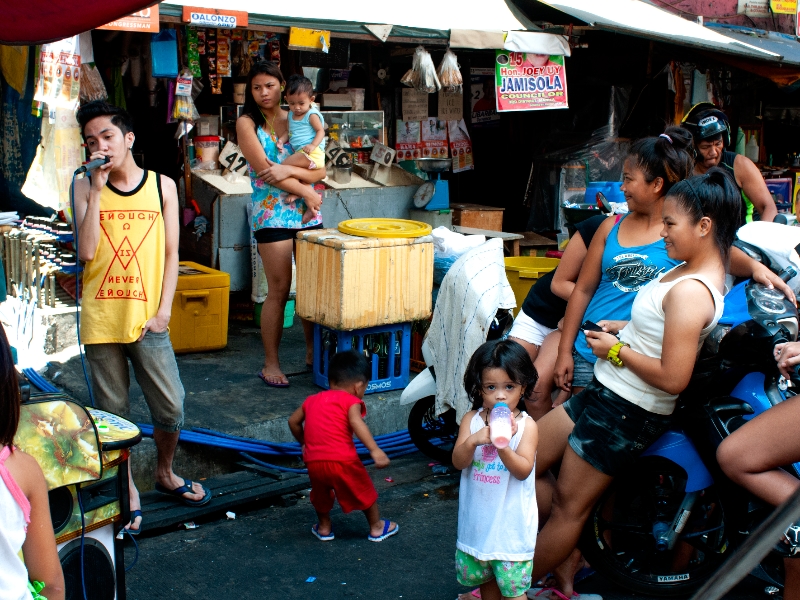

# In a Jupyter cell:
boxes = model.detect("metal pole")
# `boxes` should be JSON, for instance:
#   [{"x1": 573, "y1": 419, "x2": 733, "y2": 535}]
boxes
[{"x1": 689, "y1": 488, "x2": 800, "y2": 600}]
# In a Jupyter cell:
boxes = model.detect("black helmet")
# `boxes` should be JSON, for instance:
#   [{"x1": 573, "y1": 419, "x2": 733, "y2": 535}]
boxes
[{"x1": 682, "y1": 102, "x2": 731, "y2": 148}]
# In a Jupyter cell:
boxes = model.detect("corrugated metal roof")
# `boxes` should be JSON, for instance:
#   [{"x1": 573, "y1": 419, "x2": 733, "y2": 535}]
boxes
[{"x1": 706, "y1": 23, "x2": 800, "y2": 67}]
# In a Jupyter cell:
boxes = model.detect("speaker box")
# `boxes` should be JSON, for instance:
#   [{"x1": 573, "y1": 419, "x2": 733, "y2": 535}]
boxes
[
  {"x1": 58, "y1": 523, "x2": 118, "y2": 600},
  {"x1": 49, "y1": 462, "x2": 129, "y2": 600}
]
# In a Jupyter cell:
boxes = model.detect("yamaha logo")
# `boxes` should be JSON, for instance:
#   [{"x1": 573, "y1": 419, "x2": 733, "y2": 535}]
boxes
[{"x1": 698, "y1": 116, "x2": 719, "y2": 127}]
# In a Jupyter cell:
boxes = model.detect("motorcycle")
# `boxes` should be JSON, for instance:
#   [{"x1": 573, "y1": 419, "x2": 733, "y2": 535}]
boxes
[
  {"x1": 579, "y1": 229, "x2": 800, "y2": 596},
  {"x1": 401, "y1": 238, "x2": 515, "y2": 463}
]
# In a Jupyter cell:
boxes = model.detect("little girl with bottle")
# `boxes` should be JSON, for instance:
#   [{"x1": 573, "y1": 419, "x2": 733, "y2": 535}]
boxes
[{"x1": 452, "y1": 340, "x2": 539, "y2": 600}]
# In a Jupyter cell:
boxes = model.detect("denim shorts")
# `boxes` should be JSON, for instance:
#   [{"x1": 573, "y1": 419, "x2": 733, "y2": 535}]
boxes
[
  {"x1": 563, "y1": 378, "x2": 672, "y2": 477},
  {"x1": 572, "y1": 348, "x2": 596, "y2": 389},
  {"x1": 85, "y1": 330, "x2": 185, "y2": 432}
]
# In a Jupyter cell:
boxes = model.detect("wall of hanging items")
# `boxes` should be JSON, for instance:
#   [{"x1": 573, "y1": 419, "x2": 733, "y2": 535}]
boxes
[{"x1": 2, "y1": 216, "x2": 81, "y2": 308}]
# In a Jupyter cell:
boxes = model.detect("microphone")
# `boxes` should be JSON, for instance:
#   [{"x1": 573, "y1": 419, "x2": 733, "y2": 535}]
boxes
[{"x1": 74, "y1": 155, "x2": 110, "y2": 175}]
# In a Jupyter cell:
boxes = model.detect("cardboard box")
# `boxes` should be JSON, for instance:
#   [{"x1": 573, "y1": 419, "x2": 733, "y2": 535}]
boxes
[
  {"x1": 296, "y1": 229, "x2": 433, "y2": 330},
  {"x1": 450, "y1": 203, "x2": 505, "y2": 232}
]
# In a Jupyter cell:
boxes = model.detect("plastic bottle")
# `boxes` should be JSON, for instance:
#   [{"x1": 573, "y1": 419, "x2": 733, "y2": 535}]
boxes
[
  {"x1": 745, "y1": 134, "x2": 760, "y2": 163},
  {"x1": 489, "y1": 402, "x2": 513, "y2": 449}
]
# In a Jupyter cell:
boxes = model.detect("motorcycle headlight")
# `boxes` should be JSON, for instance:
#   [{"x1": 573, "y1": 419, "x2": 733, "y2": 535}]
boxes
[
  {"x1": 751, "y1": 284, "x2": 788, "y2": 315},
  {"x1": 704, "y1": 323, "x2": 731, "y2": 355}
]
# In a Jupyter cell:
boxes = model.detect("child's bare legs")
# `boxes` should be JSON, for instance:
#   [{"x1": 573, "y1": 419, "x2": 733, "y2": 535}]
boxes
[
  {"x1": 315, "y1": 509, "x2": 333, "y2": 536},
  {"x1": 363, "y1": 501, "x2": 397, "y2": 537},
  {"x1": 478, "y1": 579, "x2": 525, "y2": 600},
  {"x1": 276, "y1": 153, "x2": 321, "y2": 223}
]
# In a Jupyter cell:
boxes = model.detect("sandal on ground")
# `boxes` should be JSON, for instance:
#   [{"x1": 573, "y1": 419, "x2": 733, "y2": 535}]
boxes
[
  {"x1": 527, "y1": 588, "x2": 603, "y2": 600},
  {"x1": 311, "y1": 524, "x2": 334, "y2": 541},
  {"x1": 258, "y1": 371, "x2": 289, "y2": 388},
  {"x1": 125, "y1": 509, "x2": 143, "y2": 536},
  {"x1": 367, "y1": 520, "x2": 399, "y2": 542},
  {"x1": 154, "y1": 478, "x2": 212, "y2": 507}
]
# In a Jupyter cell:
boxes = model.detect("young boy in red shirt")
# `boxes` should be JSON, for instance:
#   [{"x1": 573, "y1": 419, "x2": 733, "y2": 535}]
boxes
[{"x1": 288, "y1": 350, "x2": 399, "y2": 542}]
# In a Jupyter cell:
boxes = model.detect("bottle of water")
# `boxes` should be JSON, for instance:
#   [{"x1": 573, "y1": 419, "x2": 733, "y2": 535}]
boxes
[{"x1": 489, "y1": 402, "x2": 513, "y2": 449}]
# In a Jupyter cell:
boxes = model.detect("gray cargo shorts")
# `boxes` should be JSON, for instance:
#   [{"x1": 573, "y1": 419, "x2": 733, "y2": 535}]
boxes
[{"x1": 85, "y1": 330, "x2": 185, "y2": 432}]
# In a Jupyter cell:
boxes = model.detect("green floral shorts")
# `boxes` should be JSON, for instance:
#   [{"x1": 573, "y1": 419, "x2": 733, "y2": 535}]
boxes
[{"x1": 455, "y1": 549, "x2": 533, "y2": 598}]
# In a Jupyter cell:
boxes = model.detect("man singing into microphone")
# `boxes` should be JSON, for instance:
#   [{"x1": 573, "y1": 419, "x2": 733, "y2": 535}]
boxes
[{"x1": 72, "y1": 101, "x2": 211, "y2": 535}]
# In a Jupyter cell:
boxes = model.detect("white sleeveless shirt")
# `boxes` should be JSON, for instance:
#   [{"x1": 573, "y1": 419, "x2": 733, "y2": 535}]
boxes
[
  {"x1": 0, "y1": 447, "x2": 33, "y2": 600},
  {"x1": 456, "y1": 409, "x2": 537, "y2": 561},
  {"x1": 595, "y1": 270, "x2": 724, "y2": 416}
]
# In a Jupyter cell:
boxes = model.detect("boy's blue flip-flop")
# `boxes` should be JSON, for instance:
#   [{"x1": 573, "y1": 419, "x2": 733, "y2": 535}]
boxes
[
  {"x1": 311, "y1": 524, "x2": 334, "y2": 541},
  {"x1": 125, "y1": 509, "x2": 143, "y2": 536},
  {"x1": 154, "y1": 479, "x2": 212, "y2": 507},
  {"x1": 367, "y1": 520, "x2": 399, "y2": 542}
]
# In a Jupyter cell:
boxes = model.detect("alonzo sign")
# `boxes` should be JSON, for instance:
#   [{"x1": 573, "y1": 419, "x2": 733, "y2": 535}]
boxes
[{"x1": 181, "y1": 7, "x2": 248, "y2": 29}]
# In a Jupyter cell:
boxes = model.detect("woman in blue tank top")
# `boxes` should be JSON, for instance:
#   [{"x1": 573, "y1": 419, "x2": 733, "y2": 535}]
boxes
[{"x1": 554, "y1": 128, "x2": 693, "y2": 396}]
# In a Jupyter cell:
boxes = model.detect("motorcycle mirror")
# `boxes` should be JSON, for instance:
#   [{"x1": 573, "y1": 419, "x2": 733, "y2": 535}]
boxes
[{"x1": 596, "y1": 192, "x2": 613, "y2": 213}]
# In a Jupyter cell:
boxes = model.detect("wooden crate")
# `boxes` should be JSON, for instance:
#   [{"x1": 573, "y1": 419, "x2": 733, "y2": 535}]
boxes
[
  {"x1": 296, "y1": 229, "x2": 433, "y2": 330},
  {"x1": 450, "y1": 203, "x2": 504, "y2": 232}
]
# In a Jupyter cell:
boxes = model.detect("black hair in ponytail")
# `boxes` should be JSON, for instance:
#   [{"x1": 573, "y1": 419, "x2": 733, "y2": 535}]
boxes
[
  {"x1": 627, "y1": 126, "x2": 695, "y2": 196},
  {"x1": 667, "y1": 167, "x2": 741, "y2": 261}
]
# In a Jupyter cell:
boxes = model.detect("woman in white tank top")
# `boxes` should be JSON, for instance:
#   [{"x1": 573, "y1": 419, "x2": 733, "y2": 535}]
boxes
[
  {"x1": 0, "y1": 324, "x2": 64, "y2": 600},
  {"x1": 530, "y1": 167, "x2": 744, "y2": 591}
]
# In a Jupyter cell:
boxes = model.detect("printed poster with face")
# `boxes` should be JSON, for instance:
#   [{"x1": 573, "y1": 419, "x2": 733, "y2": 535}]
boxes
[
  {"x1": 395, "y1": 120, "x2": 421, "y2": 162},
  {"x1": 447, "y1": 119, "x2": 474, "y2": 173},
  {"x1": 494, "y1": 51, "x2": 568, "y2": 112},
  {"x1": 420, "y1": 118, "x2": 449, "y2": 159},
  {"x1": 470, "y1": 67, "x2": 500, "y2": 126}
]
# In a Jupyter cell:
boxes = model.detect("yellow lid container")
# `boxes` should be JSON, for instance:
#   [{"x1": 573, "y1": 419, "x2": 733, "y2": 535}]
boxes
[
  {"x1": 170, "y1": 262, "x2": 230, "y2": 353},
  {"x1": 504, "y1": 257, "x2": 560, "y2": 317}
]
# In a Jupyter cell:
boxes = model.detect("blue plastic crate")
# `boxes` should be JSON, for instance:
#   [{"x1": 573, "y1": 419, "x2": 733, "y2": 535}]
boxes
[{"x1": 313, "y1": 322, "x2": 412, "y2": 394}]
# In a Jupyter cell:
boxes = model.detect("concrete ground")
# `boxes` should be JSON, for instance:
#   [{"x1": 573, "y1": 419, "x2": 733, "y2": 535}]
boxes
[
  {"x1": 124, "y1": 453, "x2": 771, "y2": 600},
  {"x1": 45, "y1": 318, "x2": 413, "y2": 491}
]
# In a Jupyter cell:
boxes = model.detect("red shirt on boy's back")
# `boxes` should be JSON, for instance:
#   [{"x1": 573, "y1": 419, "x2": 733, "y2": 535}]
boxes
[{"x1": 302, "y1": 390, "x2": 366, "y2": 462}]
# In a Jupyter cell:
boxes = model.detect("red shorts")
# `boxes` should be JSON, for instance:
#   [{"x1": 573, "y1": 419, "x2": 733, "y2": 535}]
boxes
[{"x1": 306, "y1": 460, "x2": 378, "y2": 514}]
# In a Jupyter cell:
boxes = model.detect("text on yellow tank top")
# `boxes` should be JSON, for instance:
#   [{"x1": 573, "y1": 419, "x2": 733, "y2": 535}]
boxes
[{"x1": 80, "y1": 170, "x2": 165, "y2": 344}]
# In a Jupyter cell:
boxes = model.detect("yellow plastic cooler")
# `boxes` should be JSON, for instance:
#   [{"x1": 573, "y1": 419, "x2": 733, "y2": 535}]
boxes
[
  {"x1": 296, "y1": 228, "x2": 433, "y2": 330},
  {"x1": 504, "y1": 257, "x2": 560, "y2": 316},
  {"x1": 169, "y1": 262, "x2": 230, "y2": 353}
]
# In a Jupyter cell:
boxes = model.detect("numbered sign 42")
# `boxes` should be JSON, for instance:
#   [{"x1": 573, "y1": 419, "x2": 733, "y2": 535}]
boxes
[{"x1": 219, "y1": 141, "x2": 249, "y2": 174}]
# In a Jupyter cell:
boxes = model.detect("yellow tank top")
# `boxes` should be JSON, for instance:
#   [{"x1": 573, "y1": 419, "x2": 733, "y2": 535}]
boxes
[{"x1": 80, "y1": 170, "x2": 165, "y2": 344}]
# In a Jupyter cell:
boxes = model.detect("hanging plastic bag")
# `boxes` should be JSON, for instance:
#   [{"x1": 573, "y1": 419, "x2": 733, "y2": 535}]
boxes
[
  {"x1": 401, "y1": 46, "x2": 441, "y2": 93},
  {"x1": 415, "y1": 46, "x2": 440, "y2": 93},
  {"x1": 437, "y1": 49, "x2": 463, "y2": 94},
  {"x1": 400, "y1": 47, "x2": 422, "y2": 88},
  {"x1": 151, "y1": 30, "x2": 179, "y2": 78},
  {"x1": 79, "y1": 64, "x2": 108, "y2": 102}
]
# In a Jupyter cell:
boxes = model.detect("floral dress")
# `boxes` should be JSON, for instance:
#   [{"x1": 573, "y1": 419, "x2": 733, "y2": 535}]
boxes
[{"x1": 248, "y1": 125, "x2": 323, "y2": 231}]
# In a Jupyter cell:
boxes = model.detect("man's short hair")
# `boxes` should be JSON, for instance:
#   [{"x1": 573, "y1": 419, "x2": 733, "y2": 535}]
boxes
[
  {"x1": 328, "y1": 350, "x2": 371, "y2": 386},
  {"x1": 76, "y1": 101, "x2": 134, "y2": 138}
]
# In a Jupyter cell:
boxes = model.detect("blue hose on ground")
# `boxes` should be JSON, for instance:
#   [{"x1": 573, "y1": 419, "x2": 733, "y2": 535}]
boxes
[
  {"x1": 22, "y1": 369, "x2": 431, "y2": 474},
  {"x1": 137, "y1": 424, "x2": 423, "y2": 474}
]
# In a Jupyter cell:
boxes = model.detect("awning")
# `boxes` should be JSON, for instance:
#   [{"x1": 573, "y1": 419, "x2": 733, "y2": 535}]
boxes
[
  {"x1": 534, "y1": 0, "x2": 782, "y2": 63},
  {"x1": 504, "y1": 31, "x2": 570, "y2": 55},
  {"x1": 706, "y1": 23, "x2": 800, "y2": 67},
  {"x1": 160, "y1": 0, "x2": 539, "y2": 46},
  {"x1": 0, "y1": 0, "x2": 158, "y2": 45}
]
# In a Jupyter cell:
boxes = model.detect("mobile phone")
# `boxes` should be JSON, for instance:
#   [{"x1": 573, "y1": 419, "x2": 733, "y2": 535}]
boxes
[{"x1": 581, "y1": 320, "x2": 604, "y2": 333}]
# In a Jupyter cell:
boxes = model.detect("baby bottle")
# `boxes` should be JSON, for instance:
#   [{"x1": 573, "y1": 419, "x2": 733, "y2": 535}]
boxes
[{"x1": 489, "y1": 402, "x2": 513, "y2": 449}]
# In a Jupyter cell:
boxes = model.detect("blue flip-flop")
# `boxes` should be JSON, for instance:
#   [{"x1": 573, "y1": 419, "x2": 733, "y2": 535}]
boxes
[
  {"x1": 125, "y1": 509, "x2": 143, "y2": 536},
  {"x1": 367, "y1": 520, "x2": 399, "y2": 542},
  {"x1": 154, "y1": 479, "x2": 212, "y2": 507},
  {"x1": 258, "y1": 371, "x2": 289, "y2": 388},
  {"x1": 311, "y1": 524, "x2": 334, "y2": 541}
]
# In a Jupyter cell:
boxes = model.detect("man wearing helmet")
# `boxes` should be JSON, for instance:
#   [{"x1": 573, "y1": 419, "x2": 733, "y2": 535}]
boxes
[{"x1": 683, "y1": 103, "x2": 777, "y2": 224}]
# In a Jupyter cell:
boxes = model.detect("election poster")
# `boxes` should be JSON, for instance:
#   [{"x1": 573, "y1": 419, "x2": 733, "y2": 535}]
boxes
[
  {"x1": 448, "y1": 120, "x2": 474, "y2": 173},
  {"x1": 470, "y1": 67, "x2": 500, "y2": 127},
  {"x1": 494, "y1": 51, "x2": 568, "y2": 112}
]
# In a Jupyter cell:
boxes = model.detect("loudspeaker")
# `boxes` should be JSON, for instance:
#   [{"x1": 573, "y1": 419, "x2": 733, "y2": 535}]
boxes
[
  {"x1": 49, "y1": 462, "x2": 129, "y2": 600},
  {"x1": 58, "y1": 524, "x2": 117, "y2": 600}
]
